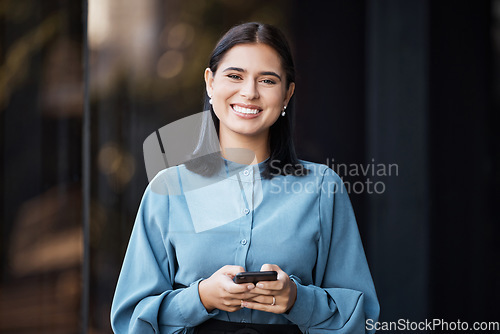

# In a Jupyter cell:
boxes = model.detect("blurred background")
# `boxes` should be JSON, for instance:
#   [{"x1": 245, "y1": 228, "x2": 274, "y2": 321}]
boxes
[{"x1": 1, "y1": 0, "x2": 499, "y2": 333}]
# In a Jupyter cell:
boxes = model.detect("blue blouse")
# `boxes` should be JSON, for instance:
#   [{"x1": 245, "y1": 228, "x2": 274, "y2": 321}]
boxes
[{"x1": 111, "y1": 158, "x2": 379, "y2": 333}]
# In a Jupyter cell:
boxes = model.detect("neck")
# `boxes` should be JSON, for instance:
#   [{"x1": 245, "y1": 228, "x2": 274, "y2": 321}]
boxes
[{"x1": 219, "y1": 130, "x2": 270, "y2": 165}]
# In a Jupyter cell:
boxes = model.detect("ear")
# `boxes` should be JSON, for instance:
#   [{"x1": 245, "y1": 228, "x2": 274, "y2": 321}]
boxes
[
  {"x1": 284, "y1": 82, "x2": 295, "y2": 107},
  {"x1": 204, "y1": 68, "x2": 214, "y2": 97}
]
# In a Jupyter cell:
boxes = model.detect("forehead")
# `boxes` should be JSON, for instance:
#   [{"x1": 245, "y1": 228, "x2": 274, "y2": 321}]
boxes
[{"x1": 219, "y1": 43, "x2": 283, "y2": 72}]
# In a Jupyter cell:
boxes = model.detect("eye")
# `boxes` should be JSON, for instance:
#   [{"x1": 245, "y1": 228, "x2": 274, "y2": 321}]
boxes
[
  {"x1": 227, "y1": 74, "x2": 242, "y2": 80},
  {"x1": 261, "y1": 79, "x2": 276, "y2": 85}
]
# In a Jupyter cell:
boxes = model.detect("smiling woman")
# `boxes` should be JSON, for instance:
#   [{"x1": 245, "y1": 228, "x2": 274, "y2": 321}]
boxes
[
  {"x1": 188, "y1": 22, "x2": 303, "y2": 180},
  {"x1": 205, "y1": 43, "x2": 294, "y2": 152},
  {"x1": 110, "y1": 22, "x2": 379, "y2": 334}
]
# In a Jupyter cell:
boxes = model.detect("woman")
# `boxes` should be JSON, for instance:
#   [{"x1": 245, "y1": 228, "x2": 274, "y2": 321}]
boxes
[{"x1": 111, "y1": 22, "x2": 379, "y2": 333}]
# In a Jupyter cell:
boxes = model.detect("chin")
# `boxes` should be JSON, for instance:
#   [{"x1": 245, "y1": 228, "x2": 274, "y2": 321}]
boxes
[{"x1": 228, "y1": 126, "x2": 261, "y2": 136}]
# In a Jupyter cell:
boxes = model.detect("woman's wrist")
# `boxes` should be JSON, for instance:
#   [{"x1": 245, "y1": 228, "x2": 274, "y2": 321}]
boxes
[
  {"x1": 198, "y1": 279, "x2": 215, "y2": 312},
  {"x1": 285, "y1": 278, "x2": 297, "y2": 314}
]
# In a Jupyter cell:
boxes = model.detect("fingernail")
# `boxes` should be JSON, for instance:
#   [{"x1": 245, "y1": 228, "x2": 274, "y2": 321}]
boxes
[
  {"x1": 247, "y1": 284, "x2": 255, "y2": 290},
  {"x1": 257, "y1": 283, "x2": 264, "y2": 288}
]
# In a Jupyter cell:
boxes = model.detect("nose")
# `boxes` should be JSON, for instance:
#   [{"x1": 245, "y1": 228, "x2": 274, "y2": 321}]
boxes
[{"x1": 239, "y1": 80, "x2": 259, "y2": 99}]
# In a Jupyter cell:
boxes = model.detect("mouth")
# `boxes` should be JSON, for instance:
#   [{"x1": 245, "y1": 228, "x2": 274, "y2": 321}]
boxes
[{"x1": 231, "y1": 104, "x2": 263, "y2": 118}]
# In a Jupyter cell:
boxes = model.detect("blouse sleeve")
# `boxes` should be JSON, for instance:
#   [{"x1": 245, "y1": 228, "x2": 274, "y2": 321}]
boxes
[
  {"x1": 110, "y1": 176, "x2": 218, "y2": 333},
  {"x1": 283, "y1": 167, "x2": 380, "y2": 333}
]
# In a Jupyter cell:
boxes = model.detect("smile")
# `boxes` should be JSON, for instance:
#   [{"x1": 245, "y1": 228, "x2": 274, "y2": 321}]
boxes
[
  {"x1": 231, "y1": 104, "x2": 262, "y2": 114},
  {"x1": 230, "y1": 104, "x2": 263, "y2": 119}
]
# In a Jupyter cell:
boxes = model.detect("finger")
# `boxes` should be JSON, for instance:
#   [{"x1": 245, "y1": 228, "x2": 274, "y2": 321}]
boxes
[
  {"x1": 220, "y1": 265, "x2": 245, "y2": 277},
  {"x1": 222, "y1": 277, "x2": 255, "y2": 294},
  {"x1": 245, "y1": 295, "x2": 275, "y2": 304},
  {"x1": 251, "y1": 287, "x2": 278, "y2": 295},
  {"x1": 260, "y1": 263, "x2": 277, "y2": 272},
  {"x1": 241, "y1": 300, "x2": 283, "y2": 314},
  {"x1": 218, "y1": 266, "x2": 251, "y2": 293},
  {"x1": 220, "y1": 297, "x2": 244, "y2": 310},
  {"x1": 255, "y1": 279, "x2": 284, "y2": 291},
  {"x1": 229, "y1": 291, "x2": 261, "y2": 300},
  {"x1": 224, "y1": 283, "x2": 255, "y2": 294},
  {"x1": 259, "y1": 263, "x2": 285, "y2": 283}
]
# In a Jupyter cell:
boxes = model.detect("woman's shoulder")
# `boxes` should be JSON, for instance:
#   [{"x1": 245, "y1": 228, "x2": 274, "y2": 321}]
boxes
[
  {"x1": 147, "y1": 165, "x2": 184, "y2": 196},
  {"x1": 148, "y1": 163, "x2": 226, "y2": 196}
]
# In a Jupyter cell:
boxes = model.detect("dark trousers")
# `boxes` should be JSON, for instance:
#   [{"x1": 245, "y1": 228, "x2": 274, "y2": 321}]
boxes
[{"x1": 194, "y1": 319, "x2": 302, "y2": 334}]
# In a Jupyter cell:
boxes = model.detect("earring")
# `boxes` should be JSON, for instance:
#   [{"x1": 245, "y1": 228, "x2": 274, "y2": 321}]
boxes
[
  {"x1": 209, "y1": 95, "x2": 212, "y2": 105},
  {"x1": 281, "y1": 105, "x2": 287, "y2": 116}
]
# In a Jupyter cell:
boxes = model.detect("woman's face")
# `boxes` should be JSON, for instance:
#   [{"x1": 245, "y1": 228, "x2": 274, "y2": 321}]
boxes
[{"x1": 204, "y1": 43, "x2": 295, "y2": 141}]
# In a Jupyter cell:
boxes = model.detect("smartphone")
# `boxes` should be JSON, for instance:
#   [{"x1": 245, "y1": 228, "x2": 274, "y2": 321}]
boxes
[{"x1": 233, "y1": 271, "x2": 278, "y2": 284}]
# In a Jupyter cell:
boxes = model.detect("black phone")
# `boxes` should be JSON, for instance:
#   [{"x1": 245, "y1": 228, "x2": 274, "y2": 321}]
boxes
[{"x1": 233, "y1": 271, "x2": 278, "y2": 284}]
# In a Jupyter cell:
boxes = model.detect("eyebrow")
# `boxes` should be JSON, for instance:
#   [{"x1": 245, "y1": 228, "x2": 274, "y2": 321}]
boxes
[{"x1": 222, "y1": 67, "x2": 282, "y2": 81}]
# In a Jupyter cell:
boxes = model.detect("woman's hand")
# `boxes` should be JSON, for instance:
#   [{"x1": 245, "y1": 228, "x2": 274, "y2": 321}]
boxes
[
  {"x1": 241, "y1": 264, "x2": 297, "y2": 314},
  {"x1": 198, "y1": 265, "x2": 258, "y2": 312}
]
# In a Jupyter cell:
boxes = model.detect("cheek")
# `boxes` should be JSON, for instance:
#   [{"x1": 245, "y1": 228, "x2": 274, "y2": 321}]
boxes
[
  {"x1": 213, "y1": 81, "x2": 238, "y2": 99},
  {"x1": 211, "y1": 102, "x2": 226, "y2": 122},
  {"x1": 211, "y1": 91, "x2": 229, "y2": 114},
  {"x1": 265, "y1": 91, "x2": 286, "y2": 109}
]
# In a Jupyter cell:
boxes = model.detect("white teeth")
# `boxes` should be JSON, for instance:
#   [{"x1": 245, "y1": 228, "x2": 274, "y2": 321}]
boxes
[{"x1": 232, "y1": 105, "x2": 261, "y2": 114}]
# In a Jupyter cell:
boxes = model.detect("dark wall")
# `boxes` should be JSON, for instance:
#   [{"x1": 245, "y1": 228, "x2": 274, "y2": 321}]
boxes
[
  {"x1": 292, "y1": 0, "x2": 368, "y2": 241},
  {"x1": 428, "y1": 0, "x2": 500, "y2": 323},
  {"x1": 0, "y1": 1, "x2": 84, "y2": 333},
  {"x1": 291, "y1": 0, "x2": 500, "y2": 326}
]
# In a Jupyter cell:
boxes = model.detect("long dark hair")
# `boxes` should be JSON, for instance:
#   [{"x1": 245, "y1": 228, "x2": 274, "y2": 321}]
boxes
[{"x1": 185, "y1": 22, "x2": 308, "y2": 179}]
